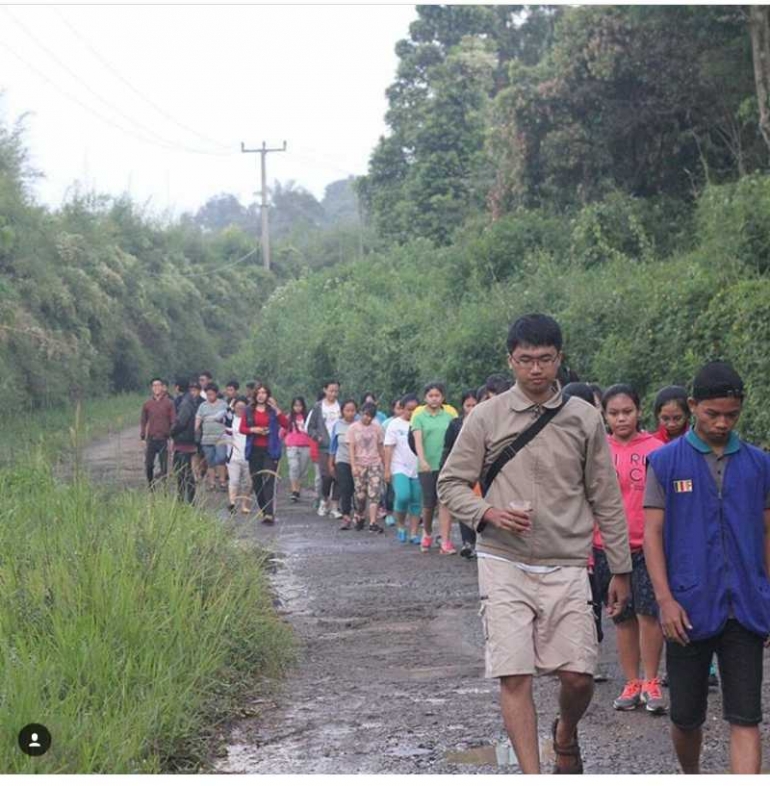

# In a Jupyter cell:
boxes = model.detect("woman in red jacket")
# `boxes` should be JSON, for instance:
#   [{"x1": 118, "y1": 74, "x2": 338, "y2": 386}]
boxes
[{"x1": 240, "y1": 384, "x2": 289, "y2": 525}]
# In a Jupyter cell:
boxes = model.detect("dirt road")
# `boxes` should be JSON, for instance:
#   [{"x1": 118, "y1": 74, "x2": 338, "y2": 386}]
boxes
[{"x1": 84, "y1": 424, "x2": 770, "y2": 774}]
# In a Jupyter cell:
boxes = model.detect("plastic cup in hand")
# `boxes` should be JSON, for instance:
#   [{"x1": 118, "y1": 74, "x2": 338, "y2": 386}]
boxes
[{"x1": 508, "y1": 500, "x2": 533, "y2": 534}]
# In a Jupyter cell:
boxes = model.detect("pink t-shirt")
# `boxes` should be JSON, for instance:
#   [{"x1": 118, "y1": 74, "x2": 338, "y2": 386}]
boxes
[
  {"x1": 284, "y1": 415, "x2": 313, "y2": 448},
  {"x1": 594, "y1": 431, "x2": 664, "y2": 552},
  {"x1": 347, "y1": 420, "x2": 384, "y2": 467}
]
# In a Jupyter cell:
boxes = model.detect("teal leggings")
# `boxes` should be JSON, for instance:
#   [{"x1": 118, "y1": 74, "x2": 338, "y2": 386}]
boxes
[{"x1": 392, "y1": 473, "x2": 422, "y2": 517}]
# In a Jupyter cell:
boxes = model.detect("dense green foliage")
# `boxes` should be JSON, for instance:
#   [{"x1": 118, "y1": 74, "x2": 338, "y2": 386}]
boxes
[
  {"x1": 0, "y1": 459, "x2": 293, "y2": 772},
  {"x1": 234, "y1": 180, "x2": 770, "y2": 445}
]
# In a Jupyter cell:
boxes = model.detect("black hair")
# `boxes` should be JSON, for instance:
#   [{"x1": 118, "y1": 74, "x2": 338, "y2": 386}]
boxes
[
  {"x1": 189, "y1": 379, "x2": 202, "y2": 390},
  {"x1": 289, "y1": 396, "x2": 307, "y2": 430},
  {"x1": 175, "y1": 377, "x2": 188, "y2": 390},
  {"x1": 423, "y1": 381, "x2": 446, "y2": 398},
  {"x1": 246, "y1": 381, "x2": 256, "y2": 390},
  {"x1": 323, "y1": 379, "x2": 340, "y2": 389},
  {"x1": 692, "y1": 361, "x2": 745, "y2": 403},
  {"x1": 199, "y1": 370, "x2": 213, "y2": 380},
  {"x1": 361, "y1": 402, "x2": 377, "y2": 418},
  {"x1": 506, "y1": 313, "x2": 563, "y2": 354},
  {"x1": 340, "y1": 398, "x2": 358, "y2": 415},
  {"x1": 563, "y1": 382, "x2": 598, "y2": 407},
  {"x1": 653, "y1": 385, "x2": 690, "y2": 419},
  {"x1": 476, "y1": 384, "x2": 488, "y2": 402},
  {"x1": 602, "y1": 383, "x2": 641, "y2": 412},
  {"x1": 204, "y1": 383, "x2": 219, "y2": 394},
  {"x1": 255, "y1": 383, "x2": 271, "y2": 401},
  {"x1": 316, "y1": 390, "x2": 325, "y2": 402},
  {"x1": 399, "y1": 392, "x2": 420, "y2": 408},
  {"x1": 225, "y1": 379, "x2": 240, "y2": 390},
  {"x1": 589, "y1": 383, "x2": 603, "y2": 401},
  {"x1": 460, "y1": 389, "x2": 479, "y2": 407},
  {"x1": 390, "y1": 396, "x2": 401, "y2": 411},
  {"x1": 234, "y1": 395, "x2": 248, "y2": 404},
  {"x1": 485, "y1": 373, "x2": 512, "y2": 396},
  {"x1": 151, "y1": 376, "x2": 163, "y2": 385}
]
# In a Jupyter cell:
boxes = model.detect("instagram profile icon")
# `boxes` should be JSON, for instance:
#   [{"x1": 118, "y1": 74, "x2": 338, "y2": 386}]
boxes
[{"x1": 18, "y1": 724, "x2": 51, "y2": 757}]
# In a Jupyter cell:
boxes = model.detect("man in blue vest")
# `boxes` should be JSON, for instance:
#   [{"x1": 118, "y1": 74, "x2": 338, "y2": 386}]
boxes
[{"x1": 643, "y1": 361, "x2": 770, "y2": 774}]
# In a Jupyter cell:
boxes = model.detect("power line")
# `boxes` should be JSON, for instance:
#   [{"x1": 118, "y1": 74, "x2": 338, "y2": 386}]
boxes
[
  {"x1": 144, "y1": 247, "x2": 259, "y2": 279},
  {"x1": 54, "y1": 7, "x2": 233, "y2": 154},
  {"x1": 0, "y1": 6, "x2": 235, "y2": 157}
]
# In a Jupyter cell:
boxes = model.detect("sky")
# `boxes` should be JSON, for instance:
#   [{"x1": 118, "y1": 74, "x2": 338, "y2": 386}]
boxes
[{"x1": 0, "y1": 4, "x2": 417, "y2": 216}]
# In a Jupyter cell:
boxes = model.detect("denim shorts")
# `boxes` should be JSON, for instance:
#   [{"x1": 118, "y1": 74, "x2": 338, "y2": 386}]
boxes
[
  {"x1": 667, "y1": 619, "x2": 764, "y2": 729},
  {"x1": 202, "y1": 443, "x2": 228, "y2": 467},
  {"x1": 593, "y1": 548, "x2": 658, "y2": 624}
]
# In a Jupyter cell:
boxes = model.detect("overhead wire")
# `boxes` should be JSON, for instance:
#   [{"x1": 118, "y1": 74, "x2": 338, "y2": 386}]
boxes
[
  {"x1": 0, "y1": 5, "x2": 236, "y2": 157},
  {"x1": 143, "y1": 247, "x2": 259, "y2": 279},
  {"x1": 54, "y1": 7, "x2": 233, "y2": 154}
]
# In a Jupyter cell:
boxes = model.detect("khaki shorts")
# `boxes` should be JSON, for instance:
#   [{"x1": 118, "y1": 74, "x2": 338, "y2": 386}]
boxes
[{"x1": 478, "y1": 557, "x2": 598, "y2": 678}]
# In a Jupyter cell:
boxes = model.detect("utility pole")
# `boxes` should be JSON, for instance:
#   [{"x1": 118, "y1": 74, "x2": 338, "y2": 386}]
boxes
[{"x1": 241, "y1": 140, "x2": 287, "y2": 271}]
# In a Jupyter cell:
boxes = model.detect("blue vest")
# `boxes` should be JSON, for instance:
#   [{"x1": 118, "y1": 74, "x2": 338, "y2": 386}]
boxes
[
  {"x1": 648, "y1": 435, "x2": 770, "y2": 640},
  {"x1": 244, "y1": 407, "x2": 283, "y2": 462}
]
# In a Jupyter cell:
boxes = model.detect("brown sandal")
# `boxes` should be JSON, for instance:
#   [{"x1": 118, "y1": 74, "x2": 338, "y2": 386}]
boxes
[{"x1": 551, "y1": 717, "x2": 583, "y2": 774}]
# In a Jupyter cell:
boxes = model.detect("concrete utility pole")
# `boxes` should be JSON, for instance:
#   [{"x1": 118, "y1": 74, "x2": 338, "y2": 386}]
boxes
[{"x1": 241, "y1": 140, "x2": 287, "y2": 271}]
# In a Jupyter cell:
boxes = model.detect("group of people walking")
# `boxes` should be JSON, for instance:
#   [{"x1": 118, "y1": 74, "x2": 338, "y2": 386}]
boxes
[{"x1": 139, "y1": 311, "x2": 770, "y2": 775}]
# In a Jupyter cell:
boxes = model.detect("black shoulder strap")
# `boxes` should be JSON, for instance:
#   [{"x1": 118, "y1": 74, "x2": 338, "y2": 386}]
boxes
[{"x1": 481, "y1": 395, "x2": 569, "y2": 496}]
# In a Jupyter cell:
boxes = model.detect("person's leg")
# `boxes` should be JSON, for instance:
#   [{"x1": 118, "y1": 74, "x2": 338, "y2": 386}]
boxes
[
  {"x1": 671, "y1": 726, "x2": 703, "y2": 774},
  {"x1": 554, "y1": 670, "x2": 594, "y2": 766},
  {"x1": 173, "y1": 450, "x2": 184, "y2": 500},
  {"x1": 249, "y1": 449, "x2": 267, "y2": 513},
  {"x1": 157, "y1": 440, "x2": 169, "y2": 482},
  {"x1": 392, "y1": 473, "x2": 408, "y2": 530},
  {"x1": 409, "y1": 478, "x2": 423, "y2": 539},
  {"x1": 438, "y1": 503, "x2": 455, "y2": 552},
  {"x1": 287, "y1": 447, "x2": 300, "y2": 494},
  {"x1": 239, "y1": 460, "x2": 252, "y2": 512},
  {"x1": 666, "y1": 632, "x2": 713, "y2": 773},
  {"x1": 639, "y1": 613, "x2": 664, "y2": 681},
  {"x1": 338, "y1": 462, "x2": 354, "y2": 518},
  {"x1": 297, "y1": 447, "x2": 311, "y2": 495},
  {"x1": 145, "y1": 441, "x2": 156, "y2": 486},
  {"x1": 717, "y1": 619, "x2": 764, "y2": 773},
  {"x1": 500, "y1": 675, "x2": 540, "y2": 774},
  {"x1": 729, "y1": 725, "x2": 761, "y2": 774},
  {"x1": 261, "y1": 457, "x2": 278, "y2": 518},
  {"x1": 418, "y1": 471, "x2": 435, "y2": 536},
  {"x1": 366, "y1": 466, "x2": 382, "y2": 526},
  {"x1": 615, "y1": 617, "x2": 641, "y2": 681},
  {"x1": 228, "y1": 460, "x2": 240, "y2": 507},
  {"x1": 353, "y1": 468, "x2": 367, "y2": 522}
]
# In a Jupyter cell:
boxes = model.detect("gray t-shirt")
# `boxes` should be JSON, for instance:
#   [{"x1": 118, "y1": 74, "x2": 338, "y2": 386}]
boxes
[
  {"x1": 332, "y1": 420, "x2": 353, "y2": 464},
  {"x1": 197, "y1": 399, "x2": 227, "y2": 445}
]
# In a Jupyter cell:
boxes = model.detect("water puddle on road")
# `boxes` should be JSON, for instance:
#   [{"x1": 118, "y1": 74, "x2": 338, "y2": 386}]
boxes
[{"x1": 445, "y1": 737, "x2": 554, "y2": 769}]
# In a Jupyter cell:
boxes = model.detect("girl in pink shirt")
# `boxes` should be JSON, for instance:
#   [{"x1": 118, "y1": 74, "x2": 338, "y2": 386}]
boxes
[
  {"x1": 594, "y1": 384, "x2": 667, "y2": 716},
  {"x1": 284, "y1": 397, "x2": 314, "y2": 503}
]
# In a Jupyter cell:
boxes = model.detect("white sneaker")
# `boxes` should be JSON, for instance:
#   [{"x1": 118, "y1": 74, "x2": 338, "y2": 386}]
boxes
[
  {"x1": 329, "y1": 509, "x2": 343, "y2": 520},
  {"x1": 317, "y1": 501, "x2": 328, "y2": 517}
]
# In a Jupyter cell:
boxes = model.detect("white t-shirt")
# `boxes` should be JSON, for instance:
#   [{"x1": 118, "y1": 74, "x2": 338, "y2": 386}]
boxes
[
  {"x1": 321, "y1": 399, "x2": 341, "y2": 436},
  {"x1": 384, "y1": 417, "x2": 418, "y2": 479},
  {"x1": 228, "y1": 415, "x2": 248, "y2": 463}
]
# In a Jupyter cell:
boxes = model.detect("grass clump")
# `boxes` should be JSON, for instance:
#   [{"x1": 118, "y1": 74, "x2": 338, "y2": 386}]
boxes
[{"x1": 0, "y1": 458, "x2": 294, "y2": 773}]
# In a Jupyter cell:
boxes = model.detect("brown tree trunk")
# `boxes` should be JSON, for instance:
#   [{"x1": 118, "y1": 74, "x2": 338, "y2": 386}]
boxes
[{"x1": 750, "y1": 6, "x2": 770, "y2": 154}]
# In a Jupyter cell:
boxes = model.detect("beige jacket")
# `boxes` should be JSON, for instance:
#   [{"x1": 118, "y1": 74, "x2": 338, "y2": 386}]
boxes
[{"x1": 437, "y1": 383, "x2": 632, "y2": 573}]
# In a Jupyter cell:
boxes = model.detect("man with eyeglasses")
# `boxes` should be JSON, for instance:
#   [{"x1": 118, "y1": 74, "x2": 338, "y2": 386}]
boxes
[{"x1": 438, "y1": 313, "x2": 631, "y2": 774}]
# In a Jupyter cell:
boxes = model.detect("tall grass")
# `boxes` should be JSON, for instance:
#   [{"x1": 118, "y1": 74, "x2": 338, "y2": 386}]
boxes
[
  {"x1": 0, "y1": 458, "x2": 294, "y2": 773},
  {"x1": 0, "y1": 392, "x2": 147, "y2": 467}
]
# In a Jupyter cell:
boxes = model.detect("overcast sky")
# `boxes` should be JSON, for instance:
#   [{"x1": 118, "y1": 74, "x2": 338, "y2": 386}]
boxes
[{"x1": 0, "y1": 4, "x2": 417, "y2": 215}]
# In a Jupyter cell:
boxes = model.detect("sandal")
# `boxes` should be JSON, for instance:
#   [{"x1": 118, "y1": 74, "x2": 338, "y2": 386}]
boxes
[{"x1": 551, "y1": 717, "x2": 583, "y2": 775}]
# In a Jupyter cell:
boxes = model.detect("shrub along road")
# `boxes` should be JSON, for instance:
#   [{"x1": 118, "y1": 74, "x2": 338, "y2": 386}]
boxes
[{"x1": 84, "y1": 425, "x2": 770, "y2": 774}]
